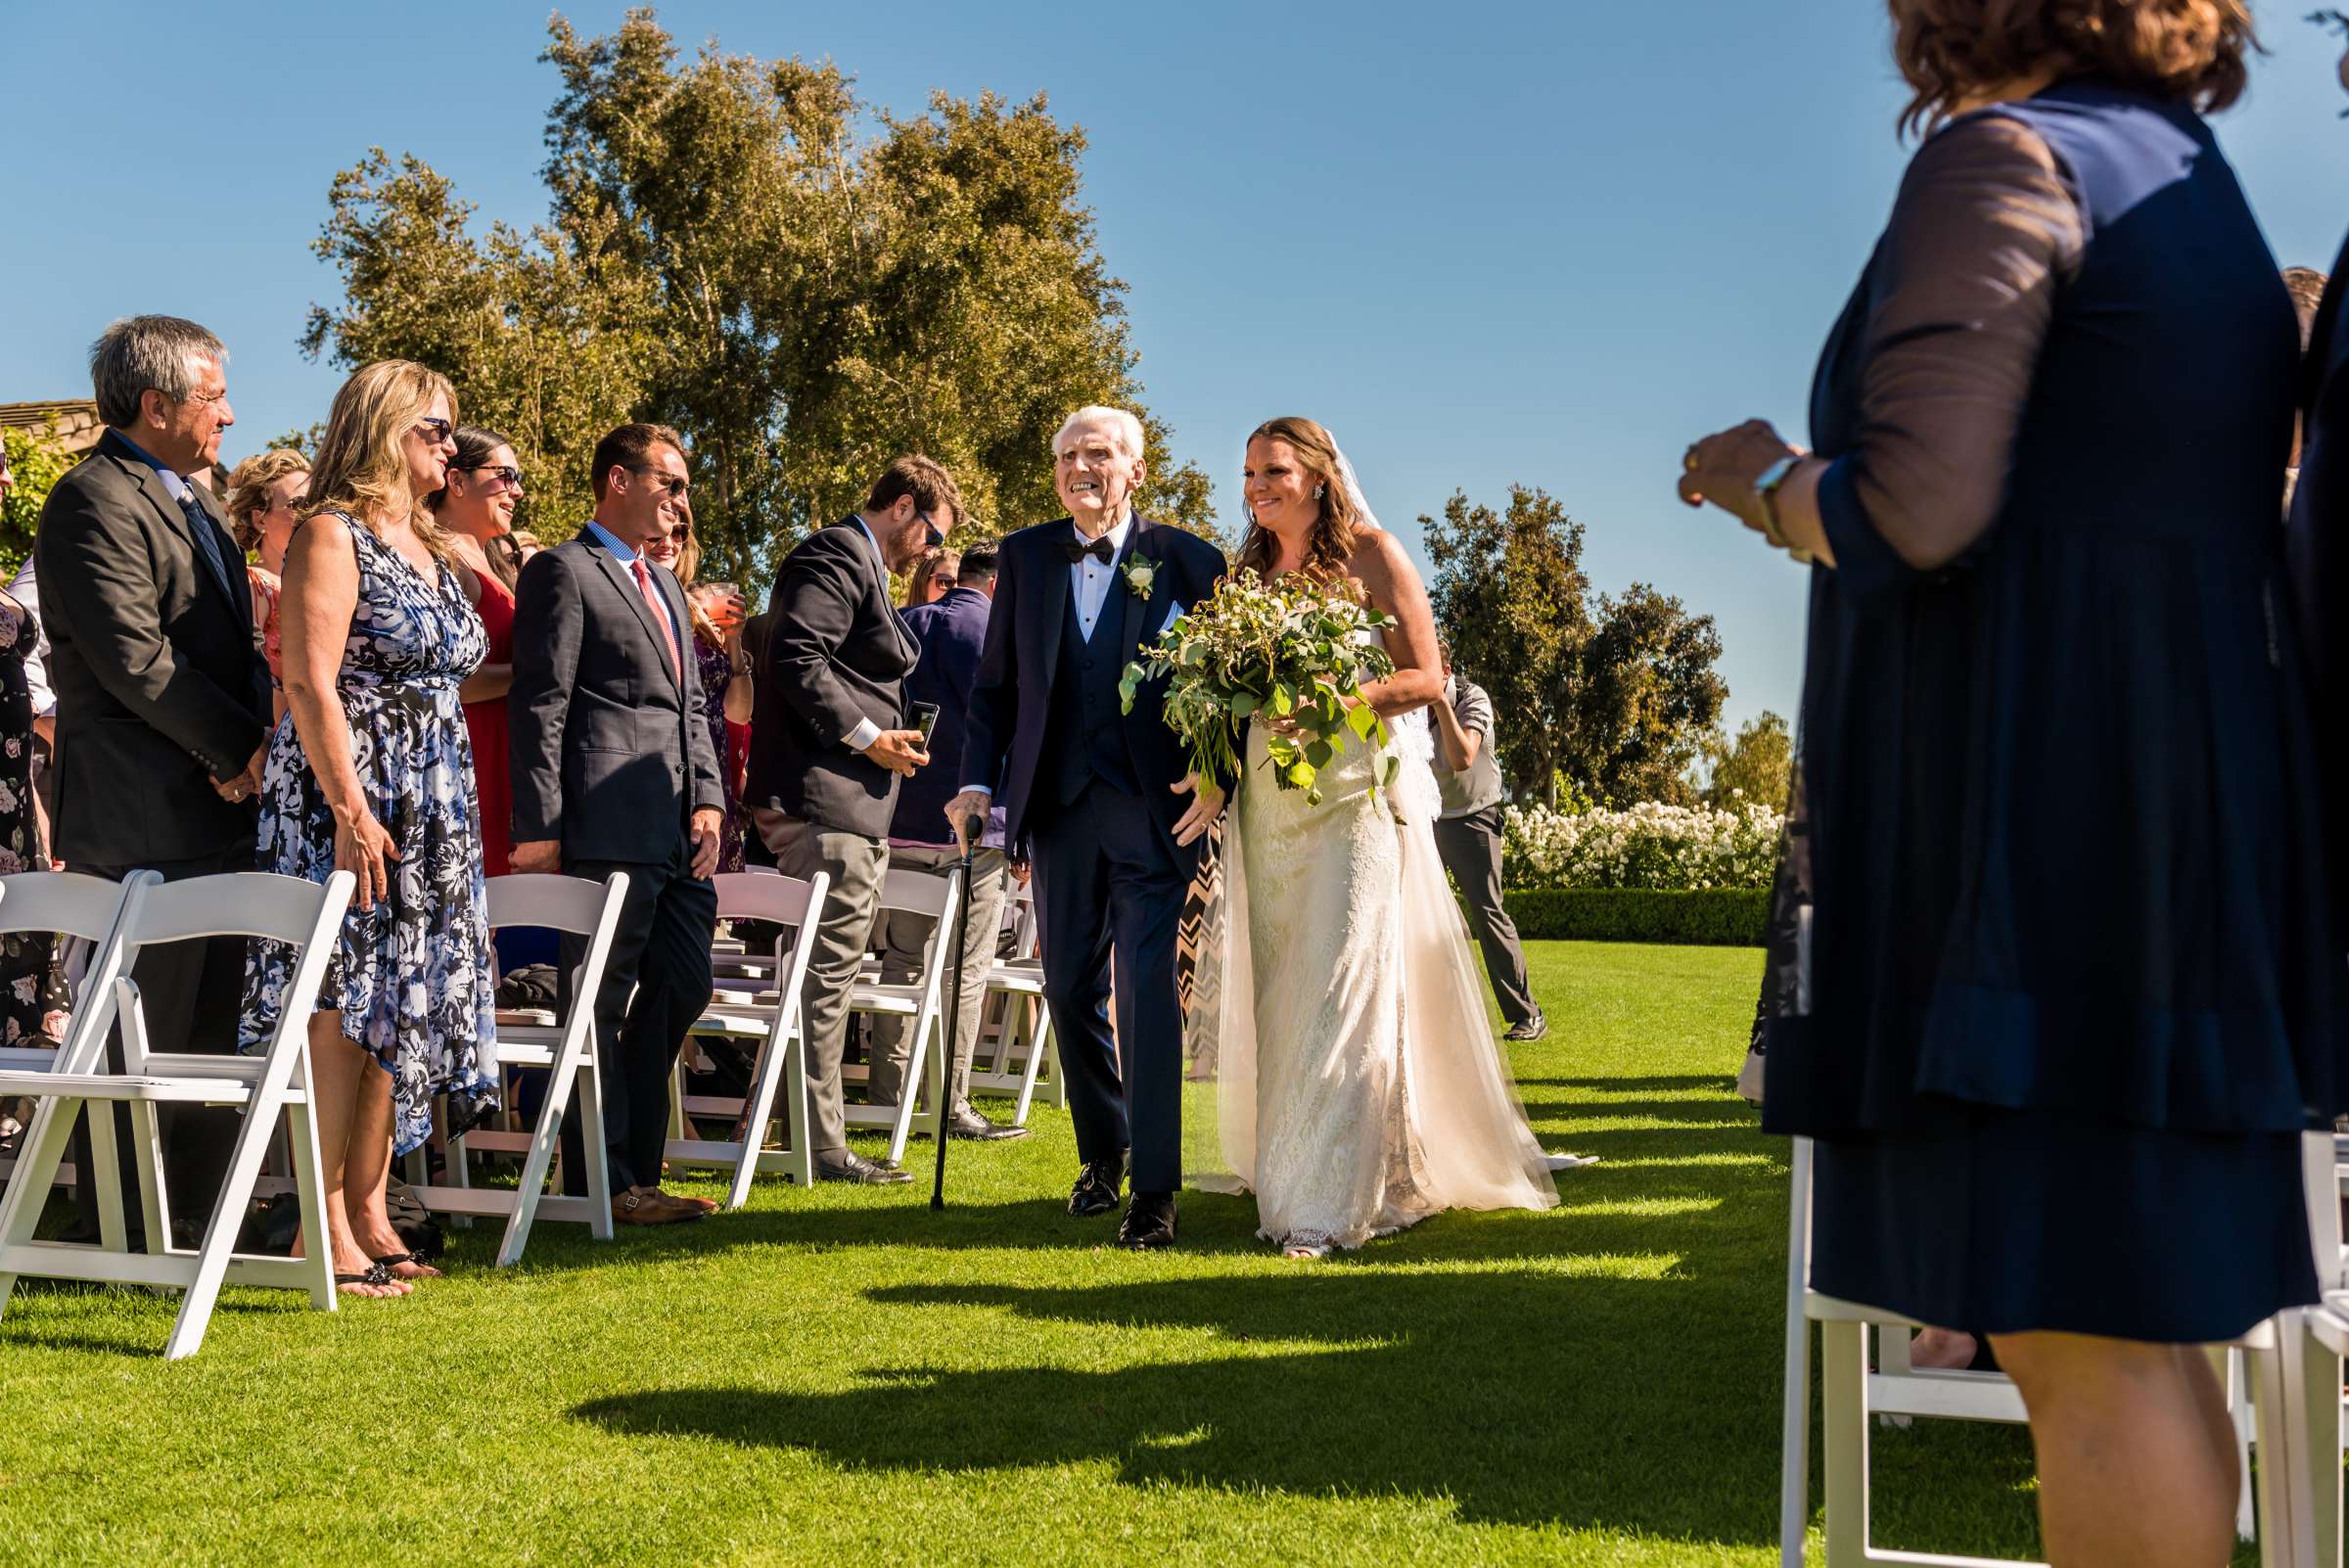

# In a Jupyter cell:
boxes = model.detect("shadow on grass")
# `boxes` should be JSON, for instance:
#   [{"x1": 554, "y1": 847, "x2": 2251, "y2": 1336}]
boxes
[{"x1": 571, "y1": 1266, "x2": 1785, "y2": 1540}]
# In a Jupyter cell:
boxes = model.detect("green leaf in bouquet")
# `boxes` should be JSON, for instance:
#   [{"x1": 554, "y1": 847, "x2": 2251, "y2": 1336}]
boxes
[
  {"x1": 1380, "y1": 754, "x2": 1400, "y2": 790},
  {"x1": 1271, "y1": 683, "x2": 1294, "y2": 717},
  {"x1": 1285, "y1": 759, "x2": 1316, "y2": 790},
  {"x1": 1346, "y1": 702, "x2": 1379, "y2": 742},
  {"x1": 1305, "y1": 738, "x2": 1333, "y2": 769},
  {"x1": 1119, "y1": 664, "x2": 1143, "y2": 714},
  {"x1": 1230, "y1": 691, "x2": 1260, "y2": 719}
]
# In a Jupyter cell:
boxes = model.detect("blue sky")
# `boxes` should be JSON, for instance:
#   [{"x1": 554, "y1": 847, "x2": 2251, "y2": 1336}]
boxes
[{"x1": 7, "y1": 0, "x2": 2349, "y2": 727}]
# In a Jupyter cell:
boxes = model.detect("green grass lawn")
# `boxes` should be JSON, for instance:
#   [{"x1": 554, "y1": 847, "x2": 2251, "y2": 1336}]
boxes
[{"x1": 0, "y1": 941, "x2": 2058, "y2": 1566}]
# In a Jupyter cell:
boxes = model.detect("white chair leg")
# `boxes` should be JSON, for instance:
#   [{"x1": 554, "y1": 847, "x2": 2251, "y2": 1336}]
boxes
[
  {"x1": 884, "y1": 1017, "x2": 931, "y2": 1167},
  {"x1": 0, "y1": 1094, "x2": 80, "y2": 1317},
  {"x1": 1782, "y1": 1151, "x2": 1814, "y2": 1568},
  {"x1": 1820, "y1": 1316, "x2": 1870, "y2": 1568},
  {"x1": 1013, "y1": 1003, "x2": 1051, "y2": 1128},
  {"x1": 577, "y1": 1060, "x2": 614, "y2": 1242},
  {"x1": 85, "y1": 1097, "x2": 126, "y2": 1256},
  {"x1": 2225, "y1": 1347, "x2": 2258, "y2": 1544},
  {"x1": 2249, "y1": 1332, "x2": 2304, "y2": 1567},
  {"x1": 125, "y1": 1099, "x2": 169, "y2": 1259},
  {"x1": 163, "y1": 1092, "x2": 282, "y2": 1360},
  {"x1": 782, "y1": 1029, "x2": 811, "y2": 1191},
  {"x1": 282, "y1": 1098, "x2": 337, "y2": 1313},
  {"x1": 497, "y1": 1045, "x2": 579, "y2": 1268},
  {"x1": 729, "y1": 1022, "x2": 792, "y2": 1208}
]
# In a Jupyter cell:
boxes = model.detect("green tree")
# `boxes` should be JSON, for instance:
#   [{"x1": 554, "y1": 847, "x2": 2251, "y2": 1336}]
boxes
[
  {"x1": 0, "y1": 428, "x2": 81, "y2": 575},
  {"x1": 1700, "y1": 709, "x2": 1792, "y2": 808},
  {"x1": 1420, "y1": 484, "x2": 1592, "y2": 804},
  {"x1": 1570, "y1": 583, "x2": 1727, "y2": 806},
  {"x1": 306, "y1": 9, "x2": 1214, "y2": 589}
]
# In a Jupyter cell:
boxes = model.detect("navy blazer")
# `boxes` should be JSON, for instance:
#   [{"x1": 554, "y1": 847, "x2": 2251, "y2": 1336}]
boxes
[
  {"x1": 2287, "y1": 232, "x2": 2349, "y2": 931},
  {"x1": 959, "y1": 514, "x2": 1226, "y2": 852},
  {"x1": 508, "y1": 531, "x2": 725, "y2": 866},
  {"x1": 890, "y1": 585, "x2": 1005, "y2": 847}
]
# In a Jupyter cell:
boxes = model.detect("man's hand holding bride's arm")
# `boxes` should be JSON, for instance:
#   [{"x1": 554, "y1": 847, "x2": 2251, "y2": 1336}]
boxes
[{"x1": 1170, "y1": 770, "x2": 1225, "y2": 847}]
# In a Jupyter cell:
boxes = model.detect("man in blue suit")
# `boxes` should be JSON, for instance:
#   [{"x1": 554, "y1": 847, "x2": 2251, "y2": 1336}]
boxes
[
  {"x1": 948, "y1": 407, "x2": 1227, "y2": 1249},
  {"x1": 869, "y1": 542, "x2": 1028, "y2": 1142}
]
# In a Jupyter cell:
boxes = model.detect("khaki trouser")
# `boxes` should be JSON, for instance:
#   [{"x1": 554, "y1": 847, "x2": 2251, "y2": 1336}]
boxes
[
  {"x1": 867, "y1": 843, "x2": 1010, "y2": 1110},
  {"x1": 753, "y1": 808, "x2": 887, "y2": 1158}
]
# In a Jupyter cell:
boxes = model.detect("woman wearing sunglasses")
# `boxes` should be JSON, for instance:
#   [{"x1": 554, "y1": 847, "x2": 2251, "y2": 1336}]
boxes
[{"x1": 428, "y1": 426, "x2": 526, "y2": 878}]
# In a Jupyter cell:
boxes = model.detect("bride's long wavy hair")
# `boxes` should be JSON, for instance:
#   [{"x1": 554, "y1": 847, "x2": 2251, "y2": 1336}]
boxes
[{"x1": 1236, "y1": 416, "x2": 1364, "y2": 583}]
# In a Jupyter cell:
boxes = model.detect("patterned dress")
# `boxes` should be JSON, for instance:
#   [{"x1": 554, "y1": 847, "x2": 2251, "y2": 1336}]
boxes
[
  {"x1": 240, "y1": 514, "x2": 498, "y2": 1154},
  {"x1": 692, "y1": 633, "x2": 746, "y2": 875},
  {"x1": 0, "y1": 593, "x2": 65, "y2": 1047}
]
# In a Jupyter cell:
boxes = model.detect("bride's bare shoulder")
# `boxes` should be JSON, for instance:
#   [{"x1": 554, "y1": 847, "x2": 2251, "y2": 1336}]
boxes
[{"x1": 1345, "y1": 526, "x2": 1418, "y2": 590}]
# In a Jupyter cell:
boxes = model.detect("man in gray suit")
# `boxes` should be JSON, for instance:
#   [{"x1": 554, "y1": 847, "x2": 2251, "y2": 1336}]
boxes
[
  {"x1": 510, "y1": 422, "x2": 726, "y2": 1224},
  {"x1": 745, "y1": 455, "x2": 951, "y2": 1184},
  {"x1": 36, "y1": 315, "x2": 271, "y2": 1246}
]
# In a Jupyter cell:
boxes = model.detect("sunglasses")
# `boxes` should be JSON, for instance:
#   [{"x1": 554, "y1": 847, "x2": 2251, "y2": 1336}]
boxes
[
  {"x1": 627, "y1": 466, "x2": 690, "y2": 498},
  {"x1": 916, "y1": 508, "x2": 945, "y2": 549},
  {"x1": 414, "y1": 417, "x2": 454, "y2": 444},
  {"x1": 459, "y1": 463, "x2": 525, "y2": 491}
]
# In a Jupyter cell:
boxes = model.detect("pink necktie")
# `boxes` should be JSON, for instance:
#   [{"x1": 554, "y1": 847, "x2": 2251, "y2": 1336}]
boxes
[{"x1": 632, "y1": 557, "x2": 681, "y2": 678}]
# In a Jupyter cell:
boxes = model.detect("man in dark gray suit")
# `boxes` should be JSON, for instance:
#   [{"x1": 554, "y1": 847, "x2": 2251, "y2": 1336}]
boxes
[
  {"x1": 510, "y1": 422, "x2": 726, "y2": 1224},
  {"x1": 36, "y1": 315, "x2": 270, "y2": 1247},
  {"x1": 745, "y1": 455, "x2": 950, "y2": 1184}
]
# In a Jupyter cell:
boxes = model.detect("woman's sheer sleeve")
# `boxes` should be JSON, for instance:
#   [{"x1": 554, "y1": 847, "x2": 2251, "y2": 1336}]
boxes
[{"x1": 1817, "y1": 113, "x2": 2085, "y2": 600}]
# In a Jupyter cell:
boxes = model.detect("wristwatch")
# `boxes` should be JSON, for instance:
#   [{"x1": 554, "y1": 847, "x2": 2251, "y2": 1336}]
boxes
[{"x1": 1753, "y1": 454, "x2": 1803, "y2": 553}]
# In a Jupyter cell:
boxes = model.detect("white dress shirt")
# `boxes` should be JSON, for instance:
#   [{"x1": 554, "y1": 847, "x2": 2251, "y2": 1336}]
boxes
[
  {"x1": 1072, "y1": 513, "x2": 1131, "y2": 641},
  {"x1": 7, "y1": 557, "x2": 52, "y2": 719},
  {"x1": 965, "y1": 512, "x2": 1133, "y2": 805}
]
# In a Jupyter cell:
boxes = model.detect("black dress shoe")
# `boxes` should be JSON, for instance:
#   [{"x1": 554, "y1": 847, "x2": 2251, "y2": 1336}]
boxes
[
  {"x1": 1117, "y1": 1191, "x2": 1178, "y2": 1250},
  {"x1": 815, "y1": 1150, "x2": 914, "y2": 1185},
  {"x1": 1068, "y1": 1155, "x2": 1126, "y2": 1217},
  {"x1": 946, "y1": 1101, "x2": 1032, "y2": 1142},
  {"x1": 1502, "y1": 1009, "x2": 1549, "y2": 1043}
]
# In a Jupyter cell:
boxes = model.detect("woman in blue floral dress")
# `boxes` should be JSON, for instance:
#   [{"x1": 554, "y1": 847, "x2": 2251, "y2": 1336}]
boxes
[{"x1": 242, "y1": 360, "x2": 497, "y2": 1298}]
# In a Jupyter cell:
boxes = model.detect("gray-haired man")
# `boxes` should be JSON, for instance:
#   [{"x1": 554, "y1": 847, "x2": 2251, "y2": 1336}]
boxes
[
  {"x1": 1429, "y1": 643, "x2": 1543, "y2": 1041},
  {"x1": 37, "y1": 315, "x2": 271, "y2": 1247}
]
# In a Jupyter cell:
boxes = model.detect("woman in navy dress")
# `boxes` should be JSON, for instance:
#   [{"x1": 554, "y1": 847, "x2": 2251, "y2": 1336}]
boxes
[
  {"x1": 242, "y1": 360, "x2": 498, "y2": 1298},
  {"x1": 1678, "y1": 4, "x2": 2331, "y2": 1562}
]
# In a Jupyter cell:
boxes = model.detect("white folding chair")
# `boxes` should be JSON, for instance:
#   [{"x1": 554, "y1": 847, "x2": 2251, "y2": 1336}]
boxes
[
  {"x1": 0, "y1": 870, "x2": 150, "y2": 1191},
  {"x1": 841, "y1": 864, "x2": 962, "y2": 1166},
  {"x1": 0, "y1": 869, "x2": 354, "y2": 1360},
  {"x1": 664, "y1": 869, "x2": 829, "y2": 1207},
  {"x1": 963, "y1": 881, "x2": 1061, "y2": 1125},
  {"x1": 402, "y1": 871, "x2": 628, "y2": 1268},
  {"x1": 1779, "y1": 1131, "x2": 2306, "y2": 1567}
]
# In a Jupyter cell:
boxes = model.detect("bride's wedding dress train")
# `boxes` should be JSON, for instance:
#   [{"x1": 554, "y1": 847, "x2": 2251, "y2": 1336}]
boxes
[{"x1": 1190, "y1": 712, "x2": 1557, "y2": 1251}]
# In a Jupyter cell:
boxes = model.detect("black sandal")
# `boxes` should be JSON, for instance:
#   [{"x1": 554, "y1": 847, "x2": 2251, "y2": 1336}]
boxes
[
  {"x1": 334, "y1": 1262, "x2": 397, "y2": 1290},
  {"x1": 370, "y1": 1251, "x2": 442, "y2": 1279}
]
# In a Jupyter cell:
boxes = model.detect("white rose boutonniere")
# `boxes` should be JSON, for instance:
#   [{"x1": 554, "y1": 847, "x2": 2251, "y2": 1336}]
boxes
[{"x1": 1123, "y1": 556, "x2": 1157, "y2": 601}]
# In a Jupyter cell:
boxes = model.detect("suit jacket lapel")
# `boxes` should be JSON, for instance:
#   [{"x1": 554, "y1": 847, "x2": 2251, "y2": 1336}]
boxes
[
  {"x1": 833, "y1": 518, "x2": 918, "y2": 669},
  {"x1": 115, "y1": 442, "x2": 242, "y2": 621},
  {"x1": 1117, "y1": 514, "x2": 1155, "y2": 662},
  {"x1": 590, "y1": 540, "x2": 681, "y2": 695},
  {"x1": 1034, "y1": 523, "x2": 1072, "y2": 695}
]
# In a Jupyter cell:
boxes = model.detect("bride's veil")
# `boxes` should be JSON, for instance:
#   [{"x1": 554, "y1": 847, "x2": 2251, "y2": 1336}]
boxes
[{"x1": 1182, "y1": 438, "x2": 1556, "y2": 1215}]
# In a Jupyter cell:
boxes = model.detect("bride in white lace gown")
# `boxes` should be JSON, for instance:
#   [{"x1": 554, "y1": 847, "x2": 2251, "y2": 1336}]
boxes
[{"x1": 1188, "y1": 417, "x2": 1558, "y2": 1257}]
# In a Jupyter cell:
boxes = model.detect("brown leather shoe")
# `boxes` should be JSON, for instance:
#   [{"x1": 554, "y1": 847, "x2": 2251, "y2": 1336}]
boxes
[
  {"x1": 612, "y1": 1185, "x2": 703, "y2": 1225},
  {"x1": 657, "y1": 1187, "x2": 720, "y2": 1215}
]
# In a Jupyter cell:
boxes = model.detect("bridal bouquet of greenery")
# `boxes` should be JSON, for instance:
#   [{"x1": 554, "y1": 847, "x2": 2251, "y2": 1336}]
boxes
[{"x1": 1120, "y1": 568, "x2": 1399, "y2": 804}]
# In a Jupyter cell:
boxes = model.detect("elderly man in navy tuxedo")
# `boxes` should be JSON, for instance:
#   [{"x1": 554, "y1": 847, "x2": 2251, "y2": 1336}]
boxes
[
  {"x1": 867, "y1": 541, "x2": 1028, "y2": 1142},
  {"x1": 947, "y1": 407, "x2": 1228, "y2": 1250}
]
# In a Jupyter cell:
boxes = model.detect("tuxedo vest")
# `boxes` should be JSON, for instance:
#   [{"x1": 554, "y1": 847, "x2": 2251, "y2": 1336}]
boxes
[{"x1": 1044, "y1": 572, "x2": 1141, "y2": 804}]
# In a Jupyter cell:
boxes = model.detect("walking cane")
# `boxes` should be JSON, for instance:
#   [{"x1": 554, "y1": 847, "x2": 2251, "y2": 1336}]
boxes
[{"x1": 930, "y1": 810, "x2": 980, "y2": 1210}]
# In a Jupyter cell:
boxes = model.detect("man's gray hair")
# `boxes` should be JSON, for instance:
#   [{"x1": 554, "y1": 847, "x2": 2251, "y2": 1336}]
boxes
[
  {"x1": 1051, "y1": 405, "x2": 1146, "y2": 464},
  {"x1": 90, "y1": 315, "x2": 227, "y2": 428}
]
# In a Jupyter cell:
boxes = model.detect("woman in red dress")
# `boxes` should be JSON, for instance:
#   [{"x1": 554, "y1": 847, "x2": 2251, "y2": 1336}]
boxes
[{"x1": 428, "y1": 427, "x2": 524, "y2": 877}]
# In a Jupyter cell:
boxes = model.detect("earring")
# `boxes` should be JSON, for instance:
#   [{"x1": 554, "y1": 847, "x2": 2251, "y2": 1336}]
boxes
[{"x1": 1314, "y1": 484, "x2": 1325, "y2": 500}]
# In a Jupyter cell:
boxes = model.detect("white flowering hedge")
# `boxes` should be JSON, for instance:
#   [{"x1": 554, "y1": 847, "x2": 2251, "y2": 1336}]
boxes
[{"x1": 1501, "y1": 801, "x2": 1784, "y2": 892}]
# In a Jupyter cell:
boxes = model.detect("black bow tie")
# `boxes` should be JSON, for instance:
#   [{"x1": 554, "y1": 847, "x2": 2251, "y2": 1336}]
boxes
[{"x1": 1061, "y1": 534, "x2": 1116, "y2": 565}]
